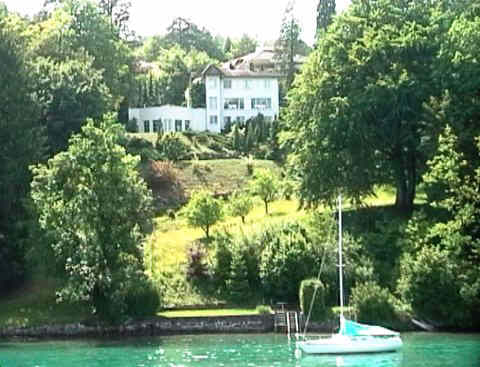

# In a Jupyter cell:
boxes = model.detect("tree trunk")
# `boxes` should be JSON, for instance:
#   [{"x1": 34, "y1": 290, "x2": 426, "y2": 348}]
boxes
[{"x1": 394, "y1": 148, "x2": 416, "y2": 214}]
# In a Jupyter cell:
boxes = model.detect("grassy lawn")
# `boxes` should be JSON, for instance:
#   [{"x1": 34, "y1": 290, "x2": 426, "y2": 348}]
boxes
[
  {"x1": 0, "y1": 277, "x2": 89, "y2": 328},
  {"x1": 158, "y1": 307, "x2": 268, "y2": 318}
]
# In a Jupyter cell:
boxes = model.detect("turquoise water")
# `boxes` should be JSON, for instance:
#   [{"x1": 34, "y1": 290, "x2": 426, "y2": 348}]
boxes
[{"x1": 1, "y1": 332, "x2": 479, "y2": 367}]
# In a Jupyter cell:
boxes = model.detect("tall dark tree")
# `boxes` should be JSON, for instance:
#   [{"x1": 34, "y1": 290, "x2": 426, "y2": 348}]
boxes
[
  {"x1": 274, "y1": 1, "x2": 302, "y2": 91},
  {"x1": 98, "y1": 0, "x2": 132, "y2": 39},
  {"x1": 316, "y1": 0, "x2": 336, "y2": 36},
  {"x1": 0, "y1": 13, "x2": 45, "y2": 292}
]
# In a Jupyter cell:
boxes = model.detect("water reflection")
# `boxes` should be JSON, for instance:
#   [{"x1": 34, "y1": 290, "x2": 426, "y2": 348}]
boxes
[{"x1": 298, "y1": 352, "x2": 403, "y2": 367}]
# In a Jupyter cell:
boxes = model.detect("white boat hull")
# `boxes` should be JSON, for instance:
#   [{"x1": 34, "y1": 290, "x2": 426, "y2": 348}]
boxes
[{"x1": 297, "y1": 335, "x2": 403, "y2": 354}]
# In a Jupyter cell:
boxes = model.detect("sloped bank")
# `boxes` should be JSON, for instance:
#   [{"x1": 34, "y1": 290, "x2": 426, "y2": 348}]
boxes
[{"x1": 0, "y1": 315, "x2": 274, "y2": 339}]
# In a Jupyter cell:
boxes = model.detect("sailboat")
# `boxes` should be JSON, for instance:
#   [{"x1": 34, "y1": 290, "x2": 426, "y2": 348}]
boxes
[{"x1": 296, "y1": 196, "x2": 403, "y2": 355}]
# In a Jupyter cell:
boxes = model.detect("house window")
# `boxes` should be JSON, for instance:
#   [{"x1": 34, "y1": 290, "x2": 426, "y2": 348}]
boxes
[
  {"x1": 175, "y1": 120, "x2": 182, "y2": 132},
  {"x1": 251, "y1": 97, "x2": 272, "y2": 110},
  {"x1": 209, "y1": 96, "x2": 218, "y2": 109},
  {"x1": 208, "y1": 77, "x2": 217, "y2": 89},
  {"x1": 236, "y1": 116, "x2": 245, "y2": 123},
  {"x1": 224, "y1": 79, "x2": 232, "y2": 89},
  {"x1": 224, "y1": 98, "x2": 244, "y2": 110},
  {"x1": 185, "y1": 120, "x2": 191, "y2": 130},
  {"x1": 153, "y1": 119, "x2": 162, "y2": 133},
  {"x1": 143, "y1": 120, "x2": 150, "y2": 133},
  {"x1": 264, "y1": 79, "x2": 271, "y2": 89},
  {"x1": 224, "y1": 116, "x2": 231, "y2": 125},
  {"x1": 209, "y1": 115, "x2": 218, "y2": 125},
  {"x1": 244, "y1": 79, "x2": 252, "y2": 89},
  {"x1": 163, "y1": 118, "x2": 172, "y2": 131}
]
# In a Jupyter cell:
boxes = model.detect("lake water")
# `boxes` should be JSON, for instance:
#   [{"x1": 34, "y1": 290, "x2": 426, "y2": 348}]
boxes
[{"x1": 1, "y1": 332, "x2": 479, "y2": 367}]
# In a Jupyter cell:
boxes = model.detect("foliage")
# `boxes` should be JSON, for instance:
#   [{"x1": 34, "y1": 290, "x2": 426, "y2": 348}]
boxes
[
  {"x1": 259, "y1": 221, "x2": 320, "y2": 302},
  {"x1": 228, "y1": 190, "x2": 254, "y2": 224},
  {"x1": 228, "y1": 34, "x2": 258, "y2": 59},
  {"x1": 300, "y1": 278, "x2": 329, "y2": 322},
  {"x1": 33, "y1": 55, "x2": 113, "y2": 154},
  {"x1": 284, "y1": 0, "x2": 443, "y2": 212},
  {"x1": 398, "y1": 126, "x2": 480, "y2": 328},
  {"x1": 274, "y1": 1, "x2": 302, "y2": 91},
  {"x1": 316, "y1": 0, "x2": 336, "y2": 36},
  {"x1": 156, "y1": 132, "x2": 189, "y2": 162},
  {"x1": 182, "y1": 190, "x2": 223, "y2": 239},
  {"x1": 350, "y1": 281, "x2": 402, "y2": 328},
  {"x1": 30, "y1": 116, "x2": 154, "y2": 320},
  {"x1": 208, "y1": 231, "x2": 262, "y2": 302},
  {"x1": 0, "y1": 14, "x2": 45, "y2": 292},
  {"x1": 186, "y1": 240, "x2": 210, "y2": 283},
  {"x1": 249, "y1": 169, "x2": 279, "y2": 214}
]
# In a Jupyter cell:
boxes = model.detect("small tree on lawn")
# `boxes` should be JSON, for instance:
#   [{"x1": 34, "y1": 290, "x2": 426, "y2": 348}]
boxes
[
  {"x1": 229, "y1": 190, "x2": 254, "y2": 224},
  {"x1": 184, "y1": 190, "x2": 223, "y2": 239},
  {"x1": 30, "y1": 116, "x2": 156, "y2": 321},
  {"x1": 249, "y1": 169, "x2": 278, "y2": 215}
]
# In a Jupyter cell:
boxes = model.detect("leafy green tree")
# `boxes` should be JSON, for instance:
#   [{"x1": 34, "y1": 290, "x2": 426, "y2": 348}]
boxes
[
  {"x1": 162, "y1": 17, "x2": 224, "y2": 60},
  {"x1": 249, "y1": 169, "x2": 278, "y2": 215},
  {"x1": 183, "y1": 190, "x2": 223, "y2": 239},
  {"x1": 30, "y1": 116, "x2": 155, "y2": 320},
  {"x1": 33, "y1": 55, "x2": 113, "y2": 154},
  {"x1": 228, "y1": 190, "x2": 254, "y2": 224},
  {"x1": 284, "y1": 0, "x2": 441, "y2": 212},
  {"x1": 0, "y1": 12, "x2": 45, "y2": 292},
  {"x1": 316, "y1": 0, "x2": 335, "y2": 37},
  {"x1": 230, "y1": 34, "x2": 258, "y2": 58}
]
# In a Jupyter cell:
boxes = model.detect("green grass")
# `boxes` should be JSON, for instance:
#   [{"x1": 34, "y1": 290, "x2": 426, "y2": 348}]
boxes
[
  {"x1": 158, "y1": 307, "x2": 268, "y2": 318},
  {"x1": 0, "y1": 277, "x2": 89, "y2": 328}
]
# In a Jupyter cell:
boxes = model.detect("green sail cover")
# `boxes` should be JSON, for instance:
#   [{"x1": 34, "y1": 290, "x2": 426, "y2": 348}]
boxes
[{"x1": 339, "y1": 317, "x2": 399, "y2": 337}]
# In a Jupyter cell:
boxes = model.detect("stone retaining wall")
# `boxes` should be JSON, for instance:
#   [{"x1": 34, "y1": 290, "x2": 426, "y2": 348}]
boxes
[{"x1": 0, "y1": 315, "x2": 274, "y2": 339}]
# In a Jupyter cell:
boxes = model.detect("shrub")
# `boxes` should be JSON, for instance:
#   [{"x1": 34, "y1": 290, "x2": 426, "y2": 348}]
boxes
[
  {"x1": 350, "y1": 281, "x2": 398, "y2": 328},
  {"x1": 146, "y1": 160, "x2": 179, "y2": 188},
  {"x1": 259, "y1": 222, "x2": 319, "y2": 302},
  {"x1": 122, "y1": 135, "x2": 160, "y2": 161},
  {"x1": 256, "y1": 305, "x2": 273, "y2": 315},
  {"x1": 300, "y1": 278, "x2": 329, "y2": 322},
  {"x1": 397, "y1": 246, "x2": 466, "y2": 326},
  {"x1": 156, "y1": 132, "x2": 189, "y2": 161},
  {"x1": 186, "y1": 241, "x2": 209, "y2": 283},
  {"x1": 124, "y1": 278, "x2": 160, "y2": 318}
]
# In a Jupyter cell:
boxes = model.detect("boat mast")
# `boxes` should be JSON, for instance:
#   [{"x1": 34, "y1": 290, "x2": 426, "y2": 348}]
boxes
[{"x1": 338, "y1": 195, "x2": 344, "y2": 319}]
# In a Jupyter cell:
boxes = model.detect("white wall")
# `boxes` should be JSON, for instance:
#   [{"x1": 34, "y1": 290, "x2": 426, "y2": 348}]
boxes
[
  {"x1": 206, "y1": 76, "x2": 280, "y2": 129},
  {"x1": 128, "y1": 106, "x2": 207, "y2": 133}
]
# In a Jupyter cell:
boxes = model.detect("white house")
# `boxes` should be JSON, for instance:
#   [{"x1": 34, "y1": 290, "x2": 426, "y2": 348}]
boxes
[
  {"x1": 129, "y1": 105, "x2": 206, "y2": 133},
  {"x1": 129, "y1": 46, "x2": 287, "y2": 133}
]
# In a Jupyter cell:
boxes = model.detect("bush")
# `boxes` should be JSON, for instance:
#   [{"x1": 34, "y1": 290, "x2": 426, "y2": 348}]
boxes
[
  {"x1": 146, "y1": 160, "x2": 179, "y2": 188},
  {"x1": 300, "y1": 279, "x2": 329, "y2": 322},
  {"x1": 259, "y1": 222, "x2": 319, "y2": 302},
  {"x1": 156, "y1": 132, "x2": 189, "y2": 161},
  {"x1": 124, "y1": 278, "x2": 160, "y2": 318},
  {"x1": 209, "y1": 231, "x2": 261, "y2": 302},
  {"x1": 256, "y1": 305, "x2": 272, "y2": 314},
  {"x1": 397, "y1": 246, "x2": 467, "y2": 326},
  {"x1": 186, "y1": 241, "x2": 209, "y2": 283},
  {"x1": 350, "y1": 281, "x2": 398, "y2": 328},
  {"x1": 122, "y1": 135, "x2": 160, "y2": 161}
]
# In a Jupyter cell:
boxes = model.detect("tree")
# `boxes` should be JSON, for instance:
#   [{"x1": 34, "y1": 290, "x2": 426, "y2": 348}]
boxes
[
  {"x1": 284, "y1": 0, "x2": 442, "y2": 211},
  {"x1": 33, "y1": 55, "x2": 113, "y2": 154},
  {"x1": 228, "y1": 190, "x2": 254, "y2": 224},
  {"x1": 274, "y1": 1, "x2": 302, "y2": 91},
  {"x1": 316, "y1": 0, "x2": 335, "y2": 37},
  {"x1": 230, "y1": 34, "x2": 258, "y2": 58},
  {"x1": 163, "y1": 17, "x2": 224, "y2": 60},
  {"x1": 249, "y1": 169, "x2": 278, "y2": 215},
  {"x1": 30, "y1": 116, "x2": 154, "y2": 319},
  {"x1": 183, "y1": 190, "x2": 223, "y2": 239},
  {"x1": 0, "y1": 12, "x2": 45, "y2": 292}
]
